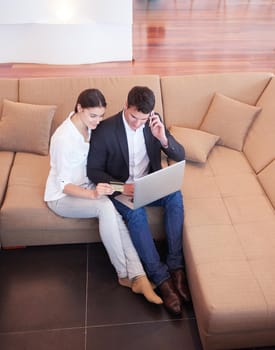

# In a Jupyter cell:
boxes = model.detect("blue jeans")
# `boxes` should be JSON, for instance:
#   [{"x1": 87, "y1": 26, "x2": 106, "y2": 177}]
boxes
[{"x1": 111, "y1": 190, "x2": 184, "y2": 286}]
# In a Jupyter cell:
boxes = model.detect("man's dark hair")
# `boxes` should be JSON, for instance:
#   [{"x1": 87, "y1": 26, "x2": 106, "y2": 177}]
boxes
[
  {"x1": 127, "y1": 86, "x2": 155, "y2": 114},
  {"x1": 74, "y1": 88, "x2": 107, "y2": 112}
]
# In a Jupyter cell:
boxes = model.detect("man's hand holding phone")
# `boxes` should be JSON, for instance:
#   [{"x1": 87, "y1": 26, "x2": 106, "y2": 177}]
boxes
[{"x1": 149, "y1": 111, "x2": 168, "y2": 147}]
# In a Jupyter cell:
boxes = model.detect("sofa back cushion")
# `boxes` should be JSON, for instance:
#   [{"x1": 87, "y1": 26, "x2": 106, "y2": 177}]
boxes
[
  {"x1": 19, "y1": 75, "x2": 163, "y2": 134},
  {"x1": 243, "y1": 77, "x2": 275, "y2": 173},
  {"x1": 161, "y1": 72, "x2": 273, "y2": 129},
  {"x1": 0, "y1": 79, "x2": 18, "y2": 207},
  {"x1": 257, "y1": 160, "x2": 275, "y2": 209},
  {"x1": 0, "y1": 79, "x2": 18, "y2": 111}
]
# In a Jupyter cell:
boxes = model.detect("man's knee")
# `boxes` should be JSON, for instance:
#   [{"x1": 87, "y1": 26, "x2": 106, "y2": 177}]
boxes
[
  {"x1": 125, "y1": 207, "x2": 148, "y2": 225},
  {"x1": 166, "y1": 190, "x2": 183, "y2": 204}
]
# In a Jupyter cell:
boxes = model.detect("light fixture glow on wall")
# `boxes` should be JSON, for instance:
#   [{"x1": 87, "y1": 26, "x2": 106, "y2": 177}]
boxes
[{"x1": 55, "y1": 1, "x2": 74, "y2": 23}]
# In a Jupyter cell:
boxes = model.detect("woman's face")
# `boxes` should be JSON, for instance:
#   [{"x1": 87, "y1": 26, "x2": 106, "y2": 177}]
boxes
[{"x1": 79, "y1": 106, "x2": 105, "y2": 130}]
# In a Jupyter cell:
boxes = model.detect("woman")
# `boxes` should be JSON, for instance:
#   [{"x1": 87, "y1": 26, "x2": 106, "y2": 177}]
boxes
[{"x1": 44, "y1": 88, "x2": 162, "y2": 305}]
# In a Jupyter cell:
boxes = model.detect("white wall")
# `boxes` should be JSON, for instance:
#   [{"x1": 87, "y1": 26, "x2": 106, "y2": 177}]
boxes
[{"x1": 0, "y1": 0, "x2": 132, "y2": 64}]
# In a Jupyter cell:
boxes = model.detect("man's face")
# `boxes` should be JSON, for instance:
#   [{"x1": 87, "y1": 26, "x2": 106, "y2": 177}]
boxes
[{"x1": 124, "y1": 106, "x2": 151, "y2": 131}]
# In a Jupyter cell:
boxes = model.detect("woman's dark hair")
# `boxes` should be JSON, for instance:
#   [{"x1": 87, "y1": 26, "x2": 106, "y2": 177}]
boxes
[
  {"x1": 74, "y1": 88, "x2": 107, "y2": 113},
  {"x1": 127, "y1": 86, "x2": 155, "y2": 114}
]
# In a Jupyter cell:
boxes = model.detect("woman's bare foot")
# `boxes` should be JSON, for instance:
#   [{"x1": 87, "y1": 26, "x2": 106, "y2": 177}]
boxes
[
  {"x1": 118, "y1": 277, "x2": 132, "y2": 288},
  {"x1": 132, "y1": 275, "x2": 163, "y2": 304}
]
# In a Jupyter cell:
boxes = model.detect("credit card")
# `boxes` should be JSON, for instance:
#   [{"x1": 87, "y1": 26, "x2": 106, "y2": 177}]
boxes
[{"x1": 110, "y1": 181, "x2": 124, "y2": 192}]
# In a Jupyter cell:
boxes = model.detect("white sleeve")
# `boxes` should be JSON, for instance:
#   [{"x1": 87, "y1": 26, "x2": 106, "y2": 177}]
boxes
[{"x1": 50, "y1": 135, "x2": 75, "y2": 191}]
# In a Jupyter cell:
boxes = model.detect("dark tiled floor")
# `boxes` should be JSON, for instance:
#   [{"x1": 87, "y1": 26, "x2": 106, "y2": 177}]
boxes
[{"x1": 0, "y1": 243, "x2": 274, "y2": 350}]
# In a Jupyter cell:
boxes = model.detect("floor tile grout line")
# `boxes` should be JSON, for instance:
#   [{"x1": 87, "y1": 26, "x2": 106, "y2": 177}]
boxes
[
  {"x1": 0, "y1": 315, "x2": 196, "y2": 336},
  {"x1": 0, "y1": 326, "x2": 86, "y2": 336},
  {"x1": 84, "y1": 244, "x2": 89, "y2": 350},
  {"x1": 0, "y1": 316, "x2": 196, "y2": 337},
  {"x1": 85, "y1": 316, "x2": 197, "y2": 330}
]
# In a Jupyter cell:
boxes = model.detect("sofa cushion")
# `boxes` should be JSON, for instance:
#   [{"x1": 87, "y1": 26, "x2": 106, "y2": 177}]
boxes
[
  {"x1": 234, "y1": 220, "x2": 275, "y2": 259},
  {"x1": 257, "y1": 160, "x2": 275, "y2": 209},
  {"x1": 0, "y1": 99, "x2": 56, "y2": 155},
  {"x1": 223, "y1": 194, "x2": 274, "y2": 224},
  {"x1": 190, "y1": 259, "x2": 270, "y2": 334},
  {"x1": 215, "y1": 173, "x2": 264, "y2": 198},
  {"x1": 244, "y1": 77, "x2": 275, "y2": 173},
  {"x1": 208, "y1": 145, "x2": 254, "y2": 176},
  {"x1": 0, "y1": 152, "x2": 100, "y2": 246},
  {"x1": 169, "y1": 126, "x2": 219, "y2": 163},
  {"x1": 0, "y1": 151, "x2": 15, "y2": 207},
  {"x1": 183, "y1": 162, "x2": 221, "y2": 200},
  {"x1": 184, "y1": 197, "x2": 232, "y2": 227},
  {"x1": 200, "y1": 93, "x2": 261, "y2": 151},
  {"x1": 184, "y1": 224, "x2": 273, "y2": 336}
]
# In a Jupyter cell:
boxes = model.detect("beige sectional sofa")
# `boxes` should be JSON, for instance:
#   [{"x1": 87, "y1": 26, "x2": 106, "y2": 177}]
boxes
[{"x1": 0, "y1": 73, "x2": 275, "y2": 350}]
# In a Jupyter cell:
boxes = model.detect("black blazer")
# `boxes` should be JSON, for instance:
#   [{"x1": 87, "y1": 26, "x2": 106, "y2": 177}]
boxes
[{"x1": 87, "y1": 111, "x2": 185, "y2": 184}]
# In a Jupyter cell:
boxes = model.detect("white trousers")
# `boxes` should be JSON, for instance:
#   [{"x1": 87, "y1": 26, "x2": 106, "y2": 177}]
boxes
[{"x1": 47, "y1": 195, "x2": 145, "y2": 280}]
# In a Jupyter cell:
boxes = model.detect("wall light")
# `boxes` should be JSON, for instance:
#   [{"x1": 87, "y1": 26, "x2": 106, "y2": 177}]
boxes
[{"x1": 55, "y1": 1, "x2": 74, "y2": 23}]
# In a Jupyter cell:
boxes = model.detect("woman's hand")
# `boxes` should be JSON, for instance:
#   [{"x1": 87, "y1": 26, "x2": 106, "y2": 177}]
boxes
[{"x1": 95, "y1": 183, "x2": 114, "y2": 197}]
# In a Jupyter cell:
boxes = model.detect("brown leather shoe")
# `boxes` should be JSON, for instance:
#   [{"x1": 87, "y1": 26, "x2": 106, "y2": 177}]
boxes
[
  {"x1": 170, "y1": 269, "x2": 191, "y2": 303},
  {"x1": 158, "y1": 278, "x2": 182, "y2": 315}
]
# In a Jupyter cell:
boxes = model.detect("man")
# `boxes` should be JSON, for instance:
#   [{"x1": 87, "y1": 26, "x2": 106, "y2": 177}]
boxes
[{"x1": 87, "y1": 86, "x2": 190, "y2": 315}]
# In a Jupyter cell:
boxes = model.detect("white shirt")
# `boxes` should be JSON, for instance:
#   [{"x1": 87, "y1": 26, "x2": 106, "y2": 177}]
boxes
[
  {"x1": 44, "y1": 112, "x2": 92, "y2": 201},
  {"x1": 122, "y1": 112, "x2": 149, "y2": 183}
]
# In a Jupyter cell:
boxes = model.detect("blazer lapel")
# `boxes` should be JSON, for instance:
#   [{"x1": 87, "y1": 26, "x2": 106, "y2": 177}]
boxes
[
  {"x1": 116, "y1": 113, "x2": 129, "y2": 167},
  {"x1": 143, "y1": 123, "x2": 154, "y2": 161}
]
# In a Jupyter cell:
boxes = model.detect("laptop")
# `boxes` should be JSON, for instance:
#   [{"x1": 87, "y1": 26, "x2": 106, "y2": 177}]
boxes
[{"x1": 114, "y1": 160, "x2": 185, "y2": 210}]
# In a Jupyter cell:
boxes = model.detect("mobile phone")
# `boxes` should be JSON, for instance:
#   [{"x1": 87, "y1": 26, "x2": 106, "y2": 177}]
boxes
[{"x1": 149, "y1": 111, "x2": 155, "y2": 127}]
